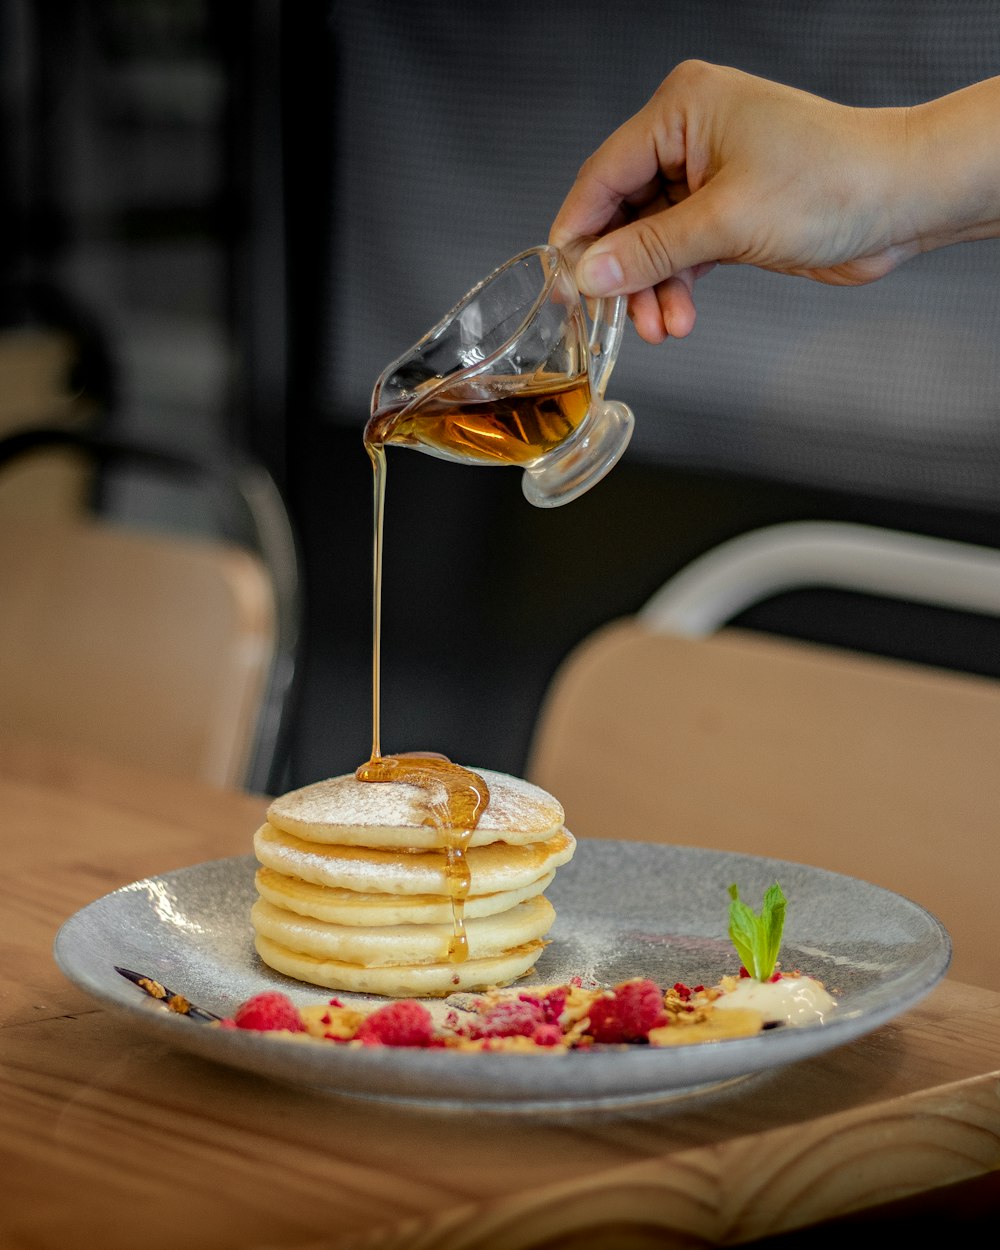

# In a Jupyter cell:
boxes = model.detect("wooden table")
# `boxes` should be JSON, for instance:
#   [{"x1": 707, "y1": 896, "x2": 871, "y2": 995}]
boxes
[{"x1": 1, "y1": 736, "x2": 998, "y2": 1248}]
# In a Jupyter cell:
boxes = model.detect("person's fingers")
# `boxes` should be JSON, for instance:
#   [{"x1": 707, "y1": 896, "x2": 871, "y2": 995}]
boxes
[
  {"x1": 657, "y1": 272, "x2": 699, "y2": 339},
  {"x1": 550, "y1": 120, "x2": 668, "y2": 252},
  {"x1": 574, "y1": 185, "x2": 736, "y2": 298},
  {"x1": 550, "y1": 181, "x2": 645, "y2": 255},
  {"x1": 623, "y1": 262, "x2": 715, "y2": 344},
  {"x1": 627, "y1": 287, "x2": 668, "y2": 344}
]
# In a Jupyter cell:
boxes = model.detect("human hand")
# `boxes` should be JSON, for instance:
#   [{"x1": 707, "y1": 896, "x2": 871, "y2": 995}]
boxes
[{"x1": 550, "y1": 60, "x2": 918, "y2": 343}]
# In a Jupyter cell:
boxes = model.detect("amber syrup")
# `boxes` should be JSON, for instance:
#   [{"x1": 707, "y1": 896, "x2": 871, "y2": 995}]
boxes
[
  {"x1": 357, "y1": 368, "x2": 588, "y2": 963},
  {"x1": 363, "y1": 370, "x2": 591, "y2": 466},
  {"x1": 357, "y1": 423, "x2": 491, "y2": 963}
]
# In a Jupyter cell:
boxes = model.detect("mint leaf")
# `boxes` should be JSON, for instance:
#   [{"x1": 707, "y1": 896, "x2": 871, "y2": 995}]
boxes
[
  {"x1": 726, "y1": 887, "x2": 760, "y2": 974},
  {"x1": 727, "y1": 881, "x2": 787, "y2": 980}
]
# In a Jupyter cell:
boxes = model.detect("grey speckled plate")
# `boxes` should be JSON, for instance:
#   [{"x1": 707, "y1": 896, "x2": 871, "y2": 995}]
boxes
[{"x1": 54, "y1": 841, "x2": 950, "y2": 1111}]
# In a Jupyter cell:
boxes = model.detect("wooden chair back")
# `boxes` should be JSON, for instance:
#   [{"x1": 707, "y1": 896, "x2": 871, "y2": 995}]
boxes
[
  {"x1": 0, "y1": 516, "x2": 277, "y2": 790},
  {"x1": 528, "y1": 525, "x2": 1000, "y2": 991}
]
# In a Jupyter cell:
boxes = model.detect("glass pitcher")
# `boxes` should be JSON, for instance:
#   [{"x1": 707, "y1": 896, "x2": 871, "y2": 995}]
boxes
[{"x1": 365, "y1": 244, "x2": 634, "y2": 507}]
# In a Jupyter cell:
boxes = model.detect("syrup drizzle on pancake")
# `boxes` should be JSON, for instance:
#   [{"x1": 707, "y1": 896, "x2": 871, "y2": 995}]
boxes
[{"x1": 358, "y1": 435, "x2": 491, "y2": 962}]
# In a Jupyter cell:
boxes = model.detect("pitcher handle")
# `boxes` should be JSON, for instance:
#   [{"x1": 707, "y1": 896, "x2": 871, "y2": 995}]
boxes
[{"x1": 587, "y1": 295, "x2": 627, "y2": 399}]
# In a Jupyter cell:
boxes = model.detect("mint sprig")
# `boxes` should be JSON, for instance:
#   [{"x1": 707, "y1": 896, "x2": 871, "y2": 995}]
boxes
[{"x1": 727, "y1": 881, "x2": 787, "y2": 980}]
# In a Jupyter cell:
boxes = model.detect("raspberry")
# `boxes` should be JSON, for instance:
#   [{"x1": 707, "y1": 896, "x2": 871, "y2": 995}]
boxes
[
  {"x1": 530, "y1": 1022, "x2": 564, "y2": 1048},
  {"x1": 468, "y1": 999, "x2": 547, "y2": 1040},
  {"x1": 354, "y1": 1000, "x2": 435, "y2": 1047},
  {"x1": 232, "y1": 991, "x2": 306, "y2": 1033},
  {"x1": 587, "y1": 979, "x2": 666, "y2": 1043},
  {"x1": 520, "y1": 990, "x2": 567, "y2": 1020}
]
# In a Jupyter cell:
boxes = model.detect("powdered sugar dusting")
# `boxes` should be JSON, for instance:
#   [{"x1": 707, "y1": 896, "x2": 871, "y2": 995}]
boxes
[{"x1": 268, "y1": 767, "x2": 563, "y2": 837}]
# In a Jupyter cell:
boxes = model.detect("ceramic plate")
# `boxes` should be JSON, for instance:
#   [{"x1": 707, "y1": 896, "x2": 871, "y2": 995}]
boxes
[{"x1": 54, "y1": 841, "x2": 950, "y2": 1110}]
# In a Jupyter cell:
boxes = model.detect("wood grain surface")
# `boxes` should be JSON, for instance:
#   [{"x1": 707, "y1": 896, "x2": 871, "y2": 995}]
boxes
[{"x1": 1, "y1": 735, "x2": 998, "y2": 1249}]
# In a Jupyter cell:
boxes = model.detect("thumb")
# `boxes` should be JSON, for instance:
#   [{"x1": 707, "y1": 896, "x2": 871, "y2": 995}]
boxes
[{"x1": 574, "y1": 192, "x2": 732, "y2": 298}]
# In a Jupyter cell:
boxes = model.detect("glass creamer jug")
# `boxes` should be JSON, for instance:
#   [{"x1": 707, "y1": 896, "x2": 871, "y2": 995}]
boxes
[{"x1": 364, "y1": 244, "x2": 634, "y2": 507}]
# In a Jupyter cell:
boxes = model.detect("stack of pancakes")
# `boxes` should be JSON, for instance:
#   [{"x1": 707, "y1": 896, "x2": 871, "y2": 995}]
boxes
[{"x1": 251, "y1": 767, "x2": 575, "y2": 996}]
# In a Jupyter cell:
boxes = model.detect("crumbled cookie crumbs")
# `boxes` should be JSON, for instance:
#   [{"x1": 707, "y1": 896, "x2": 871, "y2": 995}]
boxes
[{"x1": 215, "y1": 975, "x2": 778, "y2": 1051}]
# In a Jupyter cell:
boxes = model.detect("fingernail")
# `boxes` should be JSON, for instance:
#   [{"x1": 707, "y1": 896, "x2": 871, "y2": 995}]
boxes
[{"x1": 578, "y1": 250, "x2": 625, "y2": 296}]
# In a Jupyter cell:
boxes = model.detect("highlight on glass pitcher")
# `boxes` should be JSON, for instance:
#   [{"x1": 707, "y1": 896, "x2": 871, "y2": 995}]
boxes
[{"x1": 366, "y1": 244, "x2": 635, "y2": 507}]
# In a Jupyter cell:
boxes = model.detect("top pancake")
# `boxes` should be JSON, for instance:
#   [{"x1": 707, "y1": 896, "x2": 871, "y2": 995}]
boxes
[{"x1": 266, "y1": 766, "x2": 565, "y2": 849}]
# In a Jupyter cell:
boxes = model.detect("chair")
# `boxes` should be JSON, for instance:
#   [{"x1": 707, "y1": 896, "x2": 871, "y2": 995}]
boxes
[
  {"x1": 527, "y1": 521, "x2": 1000, "y2": 991},
  {"x1": 0, "y1": 427, "x2": 301, "y2": 794}
]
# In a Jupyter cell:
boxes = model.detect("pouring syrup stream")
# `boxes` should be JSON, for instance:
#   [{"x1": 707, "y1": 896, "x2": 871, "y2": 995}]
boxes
[{"x1": 358, "y1": 429, "x2": 489, "y2": 962}]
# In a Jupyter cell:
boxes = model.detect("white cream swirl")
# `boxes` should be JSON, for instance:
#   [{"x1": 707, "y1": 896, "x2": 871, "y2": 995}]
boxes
[{"x1": 714, "y1": 973, "x2": 837, "y2": 1026}]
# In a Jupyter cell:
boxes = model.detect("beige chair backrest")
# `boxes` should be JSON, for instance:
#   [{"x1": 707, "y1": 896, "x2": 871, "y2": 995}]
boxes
[
  {"x1": 0, "y1": 516, "x2": 277, "y2": 790},
  {"x1": 527, "y1": 523, "x2": 1000, "y2": 991}
]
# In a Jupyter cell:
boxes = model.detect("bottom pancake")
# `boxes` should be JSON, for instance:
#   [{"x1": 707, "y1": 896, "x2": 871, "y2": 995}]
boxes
[{"x1": 254, "y1": 932, "x2": 548, "y2": 997}]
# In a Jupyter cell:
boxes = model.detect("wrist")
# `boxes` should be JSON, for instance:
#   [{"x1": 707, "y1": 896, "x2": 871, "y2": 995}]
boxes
[{"x1": 902, "y1": 78, "x2": 1000, "y2": 252}]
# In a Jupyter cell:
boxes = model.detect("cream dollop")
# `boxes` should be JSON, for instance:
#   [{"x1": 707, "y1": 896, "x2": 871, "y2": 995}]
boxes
[{"x1": 714, "y1": 974, "x2": 837, "y2": 1026}]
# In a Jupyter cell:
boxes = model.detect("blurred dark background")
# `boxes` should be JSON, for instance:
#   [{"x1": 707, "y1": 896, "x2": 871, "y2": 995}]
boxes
[{"x1": 4, "y1": 0, "x2": 1000, "y2": 792}]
